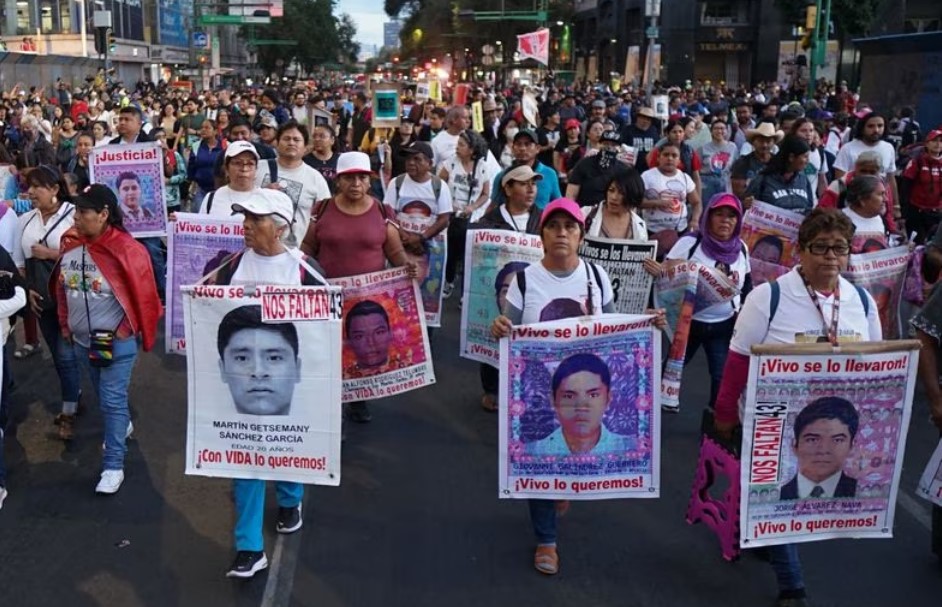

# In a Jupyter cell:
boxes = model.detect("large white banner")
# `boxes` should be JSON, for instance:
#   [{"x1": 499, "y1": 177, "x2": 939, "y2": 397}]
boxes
[{"x1": 184, "y1": 284, "x2": 343, "y2": 485}]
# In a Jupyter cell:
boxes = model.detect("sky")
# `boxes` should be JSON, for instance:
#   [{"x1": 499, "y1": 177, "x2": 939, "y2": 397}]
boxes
[{"x1": 337, "y1": 0, "x2": 389, "y2": 53}]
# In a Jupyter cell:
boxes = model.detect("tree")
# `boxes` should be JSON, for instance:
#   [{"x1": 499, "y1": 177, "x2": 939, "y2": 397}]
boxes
[
  {"x1": 774, "y1": 0, "x2": 881, "y2": 37},
  {"x1": 243, "y1": 0, "x2": 360, "y2": 76}
]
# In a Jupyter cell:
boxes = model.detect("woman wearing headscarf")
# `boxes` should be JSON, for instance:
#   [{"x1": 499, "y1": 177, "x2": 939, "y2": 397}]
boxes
[
  {"x1": 648, "y1": 193, "x2": 752, "y2": 412},
  {"x1": 52, "y1": 184, "x2": 162, "y2": 494}
]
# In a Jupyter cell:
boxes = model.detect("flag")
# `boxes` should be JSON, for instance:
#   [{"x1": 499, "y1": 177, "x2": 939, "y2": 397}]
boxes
[{"x1": 516, "y1": 28, "x2": 550, "y2": 66}]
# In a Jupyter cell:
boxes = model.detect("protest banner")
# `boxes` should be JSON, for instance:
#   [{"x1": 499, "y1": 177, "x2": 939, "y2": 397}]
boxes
[
  {"x1": 739, "y1": 341, "x2": 919, "y2": 548},
  {"x1": 166, "y1": 213, "x2": 245, "y2": 354},
  {"x1": 330, "y1": 266, "x2": 435, "y2": 402},
  {"x1": 654, "y1": 261, "x2": 739, "y2": 408},
  {"x1": 580, "y1": 236, "x2": 657, "y2": 314},
  {"x1": 460, "y1": 229, "x2": 544, "y2": 366},
  {"x1": 498, "y1": 314, "x2": 661, "y2": 500},
  {"x1": 371, "y1": 82, "x2": 402, "y2": 129},
  {"x1": 89, "y1": 143, "x2": 167, "y2": 238},
  {"x1": 399, "y1": 215, "x2": 446, "y2": 327},
  {"x1": 844, "y1": 245, "x2": 911, "y2": 340},
  {"x1": 917, "y1": 439, "x2": 942, "y2": 508},
  {"x1": 740, "y1": 201, "x2": 803, "y2": 285},
  {"x1": 183, "y1": 284, "x2": 343, "y2": 484}
]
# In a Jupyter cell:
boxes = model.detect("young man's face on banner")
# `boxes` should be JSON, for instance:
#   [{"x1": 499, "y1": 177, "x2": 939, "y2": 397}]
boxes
[{"x1": 219, "y1": 328, "x2": 302, "y2": 416}]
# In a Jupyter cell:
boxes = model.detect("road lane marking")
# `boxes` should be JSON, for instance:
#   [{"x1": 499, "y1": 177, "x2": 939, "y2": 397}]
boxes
[{"x1": 260, "y1": 495, "x2": 308, "y2": 607}]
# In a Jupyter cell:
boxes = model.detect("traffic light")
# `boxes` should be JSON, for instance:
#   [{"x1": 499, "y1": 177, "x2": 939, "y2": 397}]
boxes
[
  {"x1": 805, "y1": 5, "x2": 818, "y2": 31},
  {"x1": 108, "y1": 31, "x2": 116, "y2": 54}
]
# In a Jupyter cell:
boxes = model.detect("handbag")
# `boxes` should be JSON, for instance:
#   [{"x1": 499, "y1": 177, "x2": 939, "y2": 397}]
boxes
[{"x1": 24, "y1": 205, "x2": 73, "y2": 313}]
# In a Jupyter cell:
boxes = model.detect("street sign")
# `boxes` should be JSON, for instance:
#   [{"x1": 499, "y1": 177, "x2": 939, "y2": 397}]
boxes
[
  {"x1": 192, "y1": 31, "x2": 208, "y2": 48},
  {"x1": 199, "y1": 14, "x2": 270, "y2": 25},
  {"x1": 645, "y1": 26, "x2": 659, "y2": 39}
]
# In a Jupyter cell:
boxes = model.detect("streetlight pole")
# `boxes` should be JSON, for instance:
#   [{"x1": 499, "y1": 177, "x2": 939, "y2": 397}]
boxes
[
  {"x1": 644, "y1": 0, "x2": 661, "y2": 101},
  {"x1": 808, "y1": 0, "x2": 831, "y2": 99},
  {"x1": 79, "y1": 0, "x2": 88, "y2": 57}
]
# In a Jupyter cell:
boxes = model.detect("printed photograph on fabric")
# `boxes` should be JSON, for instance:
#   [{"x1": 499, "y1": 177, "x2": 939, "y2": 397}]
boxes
[
  {"x1": 507, "y1": 333, "x2": 656, "y2": 476},
  {"x1": 467, "y1": 259, "x2": 531, "y2": 350},
  {"x1": 341, "y1": 291, "x2": 426, "y2": 379},
  {"x1": 748, "y1": 378, "x2": 905, "y2": 508}
]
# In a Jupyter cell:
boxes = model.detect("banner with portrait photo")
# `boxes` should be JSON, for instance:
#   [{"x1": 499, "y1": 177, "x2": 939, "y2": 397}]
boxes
[
  {"x1": 460, "y1": 229, "x2": 544, "y2": 366},
  {"x1": 89, "y1": 143, "x2": 167, "y2": 238},
  {"x1": 498, "y1": 314, "x2": 661, "y2": 500},
  {"x1": 740, "y1": 201, "x2": 803, "y2": 285},
  {"x1": 330, "y1": 267, "x2": 435, "y2": 402},
  {"x1": 917, "y1": 439, "x2": 942, "y2": 508},
  {"x1": 844, "y1": 246, "x2": 911, "y2": 340},
  {"x1": 654, "y1": 261, "x2": 739, "y2": 408},
  {"x1": 740, "y1": 341, "x2": 919, "y2": 548},
  {"x1": 183, "y1": 284, "x2": 343, "y2": 484},
  {"x1": 580, "y1": 236, "x2": 657, "y2": 314},
  {"x1": 166, "y1": 213, "x2": 245, "y2": 354},
  {"x1": 400, "y1": 215, "x2": 446, "y2": 327}
]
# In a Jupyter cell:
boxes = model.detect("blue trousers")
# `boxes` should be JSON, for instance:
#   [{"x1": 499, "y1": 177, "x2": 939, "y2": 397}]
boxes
[
  {"x1": 528, "y1": 499, "x2": 557, "y2": 545},
  {"x1": 139, "y1": 237, "x2": 166, "y2": 298},
  {"x1": 768, "y1": 543, "x2": 804, "y2": 591},
  {"x1": 684, "y1": 317, "x2": 736, "y2": 411},
  {"x1": 233, "y1": 479, "x2": 304, "y2": 551},
  {"x1": 37, "y1": 310, "x2": 81, "y2": 405}
]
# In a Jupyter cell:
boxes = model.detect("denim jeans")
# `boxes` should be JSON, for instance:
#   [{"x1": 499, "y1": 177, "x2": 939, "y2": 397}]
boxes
[
  {"x1": 72, "y1": 337, "x2": 138, "y2": 471},
  {"x1": 767, "y1": 543, "x2": 804, "y2": 592},
  {"x1": 480, "y1": 363, "x2": 499, "y2": 396},
  {"x1": 233, "y1": 478, "x2": 304, "y2": 551},
  {"x1": 528, "y1": 499, "x2": 558, "y2": 544},
  {"x1": 684, "y1": 316, "x2": 736, "y2": 410},
  {"x1": 139, "y1": 237, "x2": 166, "y2": 298},
  {"x1": 37, "y1": 310, "x2": 81, "y2": 405}
]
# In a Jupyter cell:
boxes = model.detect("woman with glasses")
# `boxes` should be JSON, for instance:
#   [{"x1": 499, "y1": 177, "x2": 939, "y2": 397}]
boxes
[
  {"x1": 714, "y1": 207, "x2": 880, "y2": 607},
  {"x1": 199, "y1": 141, "x2": 261, "y2": 217}
]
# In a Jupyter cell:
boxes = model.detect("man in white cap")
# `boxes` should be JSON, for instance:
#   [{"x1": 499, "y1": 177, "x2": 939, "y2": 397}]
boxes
[{"x1": 200, "y1": 186, "x2": 325, "y2": 580}]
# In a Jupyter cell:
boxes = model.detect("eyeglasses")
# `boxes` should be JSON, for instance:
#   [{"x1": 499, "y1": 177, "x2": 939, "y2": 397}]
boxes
[
  {"x1": 806, "y1": 242, "x2": 850, "y2": 256},
  {"x1": 230, "y1": 161, "x2": 257, "y2": 169}
]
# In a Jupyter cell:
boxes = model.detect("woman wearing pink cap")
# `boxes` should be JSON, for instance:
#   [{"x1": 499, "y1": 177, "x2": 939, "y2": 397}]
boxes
[
  {"x1": 645, "y1": 192, "x2": 752, "y2": 413},
  {"x1": 491, "y1": 197, "x2": 665, "y2": 575}
]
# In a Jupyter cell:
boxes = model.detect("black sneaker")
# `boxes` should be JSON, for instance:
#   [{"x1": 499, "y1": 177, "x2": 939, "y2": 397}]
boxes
[
  {"x1": 276, "y1": 504, "x2": 303, "y2": 534},
  {"x1": 347, "y1": 401, "x2": 372, "y2": 423},
  {"x1": 226, "y1": 551, "x2": 268, "y2": 578}
]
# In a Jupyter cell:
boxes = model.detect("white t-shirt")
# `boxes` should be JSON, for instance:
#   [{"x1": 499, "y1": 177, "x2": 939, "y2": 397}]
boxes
[
  {"x1": 731, "y1": 268, "x2": 881, "y2": 353},
  {"x1": 0, "y1": 207, "x2": 18, "y2": 256},
  {"x1": 443, "y1": 157, "x2": 490, "y2": 213},
  {"x1": 666, "y1": 234, "x2": 751, "y2": 323},
  {"x1": 256, "y1": 161, "x2": 332, "y2": 246},
  {"x1": 199, "y1": 186, "x2": 259, "y2": 218},
  {"x1": 804, "y1": 147, "x2": 829, "y2": 180},
  {"x1": 431, "y1": 130, "x2": 460, "y2": 169},
  {"x1": 14, "y1": 203, "x2": 75, "y2": 268},
  {"x1": 641, "y1": 168, "x2": 696, "y2": 233},
  {"x1": 383, "y1": 175, "x2": 454, "y2": 219},
  {"x1": 230, "y1": 249, "x2": 302, "y2": 287},
  {"x1": 580, "y1": 204, "x2": 648, "y2": 240},
  {"x1": 499, "y1": 207, "x2": 532, "y2": 232},
  {"x1": 842, "y1": 207, "x2": 885, "y2": 236},
  {"x1": 833, "y1": 139, "x2": 897, "y2": 177},
  {"x1": 506, "y1": 261, "x2": 614, "y2": 323}
]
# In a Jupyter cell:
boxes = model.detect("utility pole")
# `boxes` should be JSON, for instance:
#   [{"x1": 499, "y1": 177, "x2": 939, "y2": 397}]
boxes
[
  {"x1": 643, "y1": 0, "x2": 661, "y2": 101},
  {"x1": 807, "y1": 0, "x2": 832, "y2": 99}
]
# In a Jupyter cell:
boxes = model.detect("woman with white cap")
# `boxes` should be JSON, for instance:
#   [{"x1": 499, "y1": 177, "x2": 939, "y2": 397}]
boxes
[
  {"x1": 199, "y1": 140, "x2": 263, "y2": 217},
  {"x1": 301, "y1": 151, "x2": 416, "y2": 423}
]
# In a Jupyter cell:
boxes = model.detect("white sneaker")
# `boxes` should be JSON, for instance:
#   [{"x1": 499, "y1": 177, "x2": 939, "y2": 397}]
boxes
[
  {"x1": 96, "y1": 470, "x2": 125, "y2": 494},
  {"x1": 0, "y1": 486, "x2": 7, "y2": 510},
  {"x1": 102, "y1": 421, "x2": 135, "y2": 451},
  {"x1": 442, "y1": 282, "x2": 455, "y2": 299}
]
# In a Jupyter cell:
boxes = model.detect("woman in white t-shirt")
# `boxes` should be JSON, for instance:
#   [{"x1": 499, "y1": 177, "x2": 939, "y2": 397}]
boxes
[
  {"x1": 714, "y1": 208, "x2": 880, "y2": 606},
  {"x1": 650, "y1": 193, "x2": 751, "y2": 412},
  {"x1": 841, "y1": 174, "x2": 890, "y2": 253},
  {"x1": 491, "y1": 197, "x2": 665, "y2": 577},
  {"x1": 580, "y1": 170, "x2": 648, "y2": 240},
  {"x1": 200, "y1": 141, "x2": 262, "y2": 217},
  {"x1": 439, "y1": 130, "x2": 491, "y2": 297},
  {"x1": 641, "y1": 142, "x2": 700, "y2": 254}
]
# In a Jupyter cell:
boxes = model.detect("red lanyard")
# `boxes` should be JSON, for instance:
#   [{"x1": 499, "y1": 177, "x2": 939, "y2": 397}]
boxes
[{"x1": 799, "y1": 269, "x2": 840, "y2": 345}]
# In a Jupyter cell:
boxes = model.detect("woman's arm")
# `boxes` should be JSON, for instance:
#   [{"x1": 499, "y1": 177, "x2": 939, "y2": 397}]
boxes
[{"x1": 383, "y1": 223, "x2": 417, "y2": 276}]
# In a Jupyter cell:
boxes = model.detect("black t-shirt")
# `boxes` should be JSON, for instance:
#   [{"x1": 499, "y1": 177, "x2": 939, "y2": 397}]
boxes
[
  {"x1": 554, "y1": 136, "x2": 585, "y2": 175},
  {"x1": 535, "y1": 126, "x2": 560, "y2": 169},
  {"x1": 303, "y1": 152, "x2": 340, "y2": 193},
  {"x1": 568, "y1": 155, "x2": 632, "y2": 206},
  {"x1": 620, "y1": 124, "x2": 660, "y2": 172}
]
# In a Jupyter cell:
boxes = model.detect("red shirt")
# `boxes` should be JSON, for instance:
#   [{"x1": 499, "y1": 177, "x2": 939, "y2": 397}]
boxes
[
  {"x1": 902, "y1": 154, "x2": 942, "y2": 211},
  {"x1": 310, "y1": 198, "x2": 388, "y2": 279}
]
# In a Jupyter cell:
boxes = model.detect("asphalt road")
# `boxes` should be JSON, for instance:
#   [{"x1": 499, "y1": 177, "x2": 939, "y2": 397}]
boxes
[{"x1": 1, "y1": 298, "x2": 941, "y2": 607}]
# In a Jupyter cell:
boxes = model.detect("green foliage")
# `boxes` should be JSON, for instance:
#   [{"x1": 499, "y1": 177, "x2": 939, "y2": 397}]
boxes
[
  {"x1": 773, "y1": 0, "x2": 880, "y2": 37},
  {"x1": 244, "y1": 0, "x2": 360, "y2": 75}
]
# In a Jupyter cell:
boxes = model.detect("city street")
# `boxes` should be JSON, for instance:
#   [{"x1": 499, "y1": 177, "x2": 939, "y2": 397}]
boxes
[{"x1": 1, "y1": 298, "x2": 941, "y2": 607}]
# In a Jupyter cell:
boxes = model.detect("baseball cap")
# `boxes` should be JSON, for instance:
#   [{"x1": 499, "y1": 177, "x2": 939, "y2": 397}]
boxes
[
  {"x1": 258, "y1": 114, "x2": 278, "y2": 129},
  {"x1": 513, "y1": 128, "x2": 538, "y2": 143},
  {"x1": 335, "y1": 151, "x2": 373, "y2": 175},
  {"x1": 501, "y1": 164, "x2": 543, "y2": 188},
  {"x1": 708, "y1": 192, "x2": 742, "y2": 214},
  {"x1": 225, "y1": 140, "x2": 260, "y2": 160},
  {"x1": 564, "y1": 118, "x2": 581, "y2": 130},
  {"x1": 927, "y1": 129, "x2": 942, "y2": 142},
  {"x1": 73, "y1": 184, "x2": 117, "y2": 212},
  {"x1": 540, "y1": 198, "x2": 585, "y2": 229},
  {"x1": 600, "y1": 130, "x2": 621, "y2": 144},
  {"x1": 605, "y1": 97, "x2": 619, "y2": 107},
  {"x1": 399, "y1": 141, "x2": 434, "y2": 161},
  {"x1": 231, "y1": 188, "x2": 294, "y2": 225}
]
